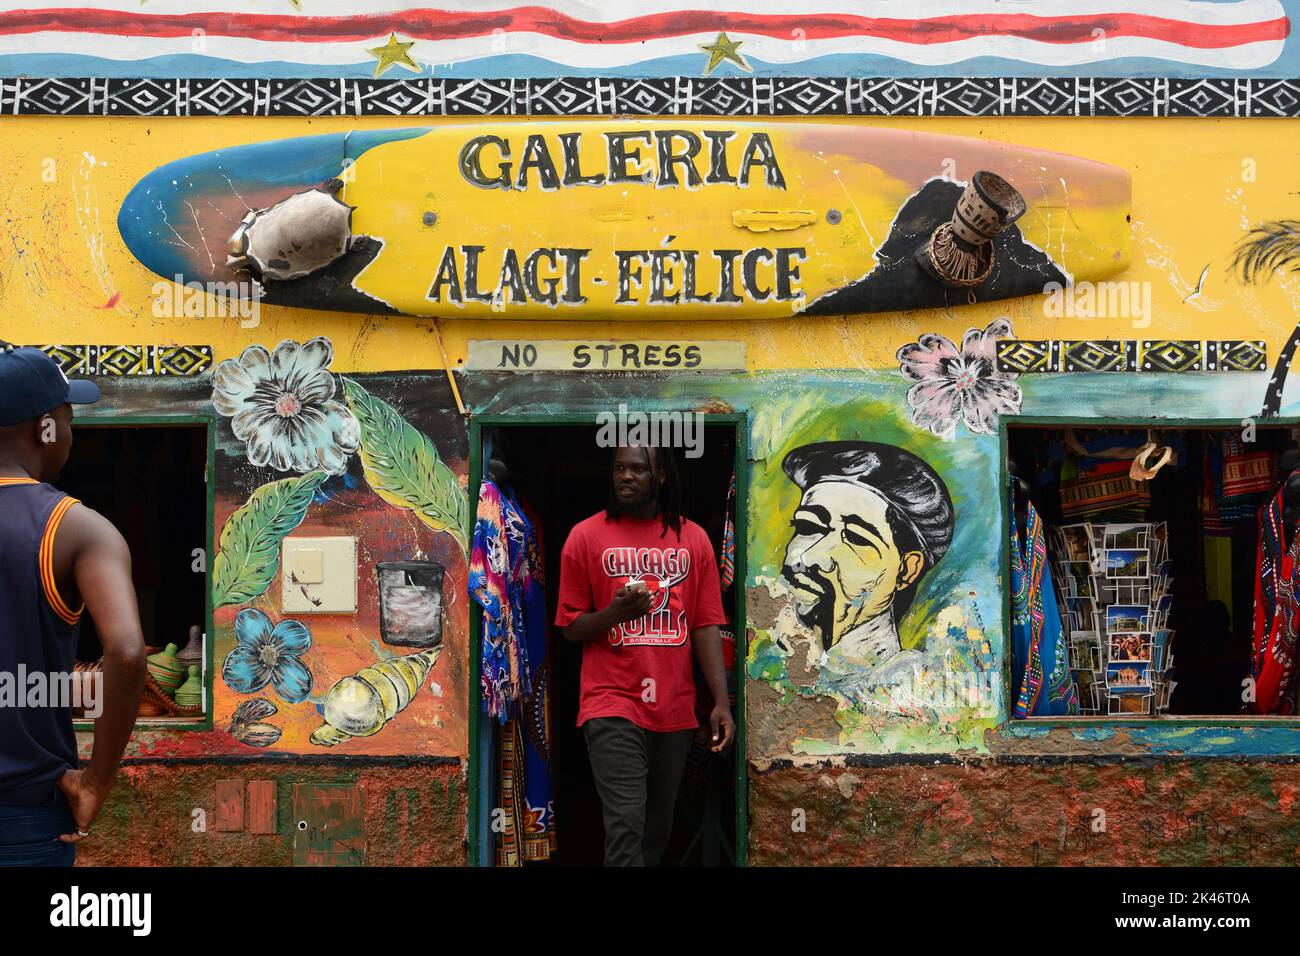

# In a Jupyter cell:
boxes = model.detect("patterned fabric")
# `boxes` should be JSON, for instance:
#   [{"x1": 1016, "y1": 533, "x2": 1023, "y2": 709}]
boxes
[
  {"x1": 1010, "y1": 482, "x2": 1078, "y2": 718},
  {"x1": 513, "y1": 568, "x2": 556, "y2": 863},
  {"x1": 472, "y1": 481, "x2": 556, "y2": 864},
  {"x1": 1220, "y1": 435, "x2": 1275, "y2": 523},
  {"x1": 1202, "y1": 440, "x2": 1232, "y2": 538},
  {"x1": 1059, "y1": 460, "x2": 1150, "y2": 521},
  {"x1": 469, "y1": 480, "x2": 532, "y2": 722},
  {"x1": 1222, "y1": 436, "x2": 1275, "y2": 498},
  {"x1": 1252, "y1": 474, "x2": 1300, "y2": 715},
  {"x1": 720, "y1": 468, "x2": 736, "y2": 589}
]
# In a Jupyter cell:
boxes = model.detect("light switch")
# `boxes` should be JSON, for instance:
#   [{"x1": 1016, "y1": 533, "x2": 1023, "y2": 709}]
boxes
[
  {"x1": 282, "y1": 536, "x2": 357, "y2": 614},
  {"x1": 291, "y1": 548, "x2": 325, "y2": 584}
]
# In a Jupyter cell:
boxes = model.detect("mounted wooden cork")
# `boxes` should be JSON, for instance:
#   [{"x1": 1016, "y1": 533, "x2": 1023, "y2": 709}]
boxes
[{"x1": 917, "y1": 170, "x2": 1028, "y2": 289}]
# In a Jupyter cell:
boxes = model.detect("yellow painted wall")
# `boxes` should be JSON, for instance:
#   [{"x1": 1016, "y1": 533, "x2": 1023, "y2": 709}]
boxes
[{"x1": 1, "y1": 115, "x2": 1295, "y2": 368}]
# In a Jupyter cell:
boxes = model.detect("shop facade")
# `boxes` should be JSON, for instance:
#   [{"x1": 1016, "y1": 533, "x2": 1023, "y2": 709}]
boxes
[{"x1": 4, "y1": 2, "x2": 1300, "y2": 865}]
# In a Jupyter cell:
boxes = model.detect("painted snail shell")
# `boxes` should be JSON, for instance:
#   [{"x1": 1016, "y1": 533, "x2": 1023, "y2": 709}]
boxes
[{"x1": 310, "y1": 648, "x2": 440, "y2": 746}]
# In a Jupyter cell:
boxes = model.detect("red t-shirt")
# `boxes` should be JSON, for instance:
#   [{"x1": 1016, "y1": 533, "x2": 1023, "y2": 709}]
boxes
[{"x1": 555, "y1": 510, "x2": 727, "y2": 732}]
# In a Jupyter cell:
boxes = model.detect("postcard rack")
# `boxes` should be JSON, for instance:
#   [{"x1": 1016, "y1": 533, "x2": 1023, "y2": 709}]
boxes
[{"x1": 1047, "y1": 522, "x2": 1175, "y2": 717}]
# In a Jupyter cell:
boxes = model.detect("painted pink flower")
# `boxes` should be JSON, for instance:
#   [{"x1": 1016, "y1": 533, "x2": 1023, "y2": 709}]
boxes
[{"x1": 897, "y1": 317, "x2": 1021, "y2": 438}]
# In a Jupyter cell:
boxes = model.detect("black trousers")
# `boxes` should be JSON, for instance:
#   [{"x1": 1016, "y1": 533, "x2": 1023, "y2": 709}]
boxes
[{"x1": 583, "y1": 716, "x2": 695, "y2": 867}]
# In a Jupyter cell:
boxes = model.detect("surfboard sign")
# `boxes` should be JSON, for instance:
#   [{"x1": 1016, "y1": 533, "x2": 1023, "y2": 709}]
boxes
[{"x1": 118, "y1": 121, "x2": 1131, "y2": 321}]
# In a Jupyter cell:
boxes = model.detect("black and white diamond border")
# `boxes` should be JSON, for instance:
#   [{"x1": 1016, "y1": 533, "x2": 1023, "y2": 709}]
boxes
[{"x1": 4, "y1": 76, "x2": 1300, "y2": 117}]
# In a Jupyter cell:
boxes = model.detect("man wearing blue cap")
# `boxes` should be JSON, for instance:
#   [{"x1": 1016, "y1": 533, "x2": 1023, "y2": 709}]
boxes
[{"x1": 0, "y1": 347, "x2": 145, "y2": 866}]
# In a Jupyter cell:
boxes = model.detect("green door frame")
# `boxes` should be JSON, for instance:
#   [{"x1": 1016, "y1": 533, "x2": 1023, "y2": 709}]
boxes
[
  {"x1": 466, "y1": 411, "x2": 749, "y2": 867},
  {"x1": 1000, "y1": 413, "x2": 1300, "y2": 728}
]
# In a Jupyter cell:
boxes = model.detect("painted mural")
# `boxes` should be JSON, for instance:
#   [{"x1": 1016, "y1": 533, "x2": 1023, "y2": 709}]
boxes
[
  {"x1": 0, "y1": 1, "x2": 1293, "y2": 79},
  {"x1": 117, "y1": 122, "x2": 1130, "y2": 321},
  {"x1": 1234, "y1": 217, "x2": 1300, "y2": 415},
  {"x1": 7, "y1": 106, "x2": 1300, "y2": 776},
  {"x1": 744, "y1": 363, "x2": 1003, "y2": 756},
  {"x1": 204, "y1": 343, "x2": 471, "y2": 757}
]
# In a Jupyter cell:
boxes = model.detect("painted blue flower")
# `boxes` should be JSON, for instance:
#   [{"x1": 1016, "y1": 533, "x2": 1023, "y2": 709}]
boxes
[{"x1": 222, "y1": 608, "x2": 314, "y2": 703}]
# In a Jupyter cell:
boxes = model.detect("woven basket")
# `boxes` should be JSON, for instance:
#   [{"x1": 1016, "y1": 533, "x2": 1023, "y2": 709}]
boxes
[{"x1": 74, "y1": 656, "x2": 204, "y2": 719}]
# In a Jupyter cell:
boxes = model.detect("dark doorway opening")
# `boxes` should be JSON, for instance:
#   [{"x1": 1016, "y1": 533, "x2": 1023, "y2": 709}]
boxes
[
  {"x1": 1006, "y1": 422, "x2": 1297, "y2": 718},
  {"x1": 481, "y1": 420, "x2": 741, "y2": 866},
  {"x1": 60, "y1": 423, "x2": 209, "y2": 689}
]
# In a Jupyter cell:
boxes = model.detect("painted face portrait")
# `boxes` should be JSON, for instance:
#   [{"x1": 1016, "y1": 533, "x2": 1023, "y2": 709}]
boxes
[{"x1": 781, "y1": 441, "x2": 954, "y2": 650}]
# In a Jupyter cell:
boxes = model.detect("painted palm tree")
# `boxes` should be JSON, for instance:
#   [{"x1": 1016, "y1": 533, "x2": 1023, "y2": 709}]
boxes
[{"x1": 1234, "y1": 220, "x2": 1300, "y2": 417}]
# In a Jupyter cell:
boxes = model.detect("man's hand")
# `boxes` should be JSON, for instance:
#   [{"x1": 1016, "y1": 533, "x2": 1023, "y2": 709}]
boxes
[
  {"x1": 56, "y1": 768, "x2": 111, "y2": 843},
  {"x1": 562, "y1": 584, "x2": 653, "y2": 643},
  {"x1": 708, "y1": 702, "x2": 736, "y2": 753},
  {"x1": 606, "y1": 584, "x2": 653, "y2": 625}
]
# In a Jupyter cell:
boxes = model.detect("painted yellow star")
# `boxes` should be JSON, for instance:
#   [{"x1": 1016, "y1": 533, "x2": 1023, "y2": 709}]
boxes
[
  {"x1": 700, "y1": 32, "x2": 751, "y2": 75},
  {"x1": 368, "y1": 33, "x2": 421, "y2": 78}
]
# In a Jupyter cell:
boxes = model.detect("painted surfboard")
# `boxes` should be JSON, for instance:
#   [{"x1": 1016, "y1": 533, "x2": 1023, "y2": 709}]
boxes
[{"x1": 118, "y1": 121, "x2": 1131, "y2": 320}]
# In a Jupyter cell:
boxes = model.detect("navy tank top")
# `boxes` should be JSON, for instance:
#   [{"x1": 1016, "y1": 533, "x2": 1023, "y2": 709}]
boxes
[{"x1": 0, "y1": 478, "x2": 83, "y2": 804}]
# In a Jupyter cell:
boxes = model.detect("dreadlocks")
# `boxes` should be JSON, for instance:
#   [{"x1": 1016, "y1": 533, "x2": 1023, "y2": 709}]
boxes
[{"x1": 606, "y1": 444, "x2": 684, "y2": 539}]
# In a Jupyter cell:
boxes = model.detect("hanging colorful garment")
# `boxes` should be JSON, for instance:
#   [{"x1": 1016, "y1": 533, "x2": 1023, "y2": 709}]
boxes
[
  {"x1": 720, "y1": 468, "x2": 736, "y2": 590},
  {"x1": 1251, "y1": 475, "x2": 1300, "y2": 715},
  {"x1": 1202, "y1": 439, "x2": 1232, "y2": 538},
  {"x1": 1059, "y1": 459, "x2": 1151, "y2": 521},
  {"x1": 1219, "y1": 434, "x2": 1276, "y2": 523},
  {"x1": 469, "y1": 480, "x2": 532, "y2": 722},
  {"x1": 1011, "y1": 482, "x2": 1079, "y2": 718},
  {"x1": 480, "y1": 489, "x2": 556, "y2": 865}
]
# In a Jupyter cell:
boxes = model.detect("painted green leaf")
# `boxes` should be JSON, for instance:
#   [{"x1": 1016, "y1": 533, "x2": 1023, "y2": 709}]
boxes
[
  {"x1": 212, "y1": 470, "x2": 328, "y2": 608},
  {"x1": 341, "y1": 377, "x2": 467, "y2": 551}
]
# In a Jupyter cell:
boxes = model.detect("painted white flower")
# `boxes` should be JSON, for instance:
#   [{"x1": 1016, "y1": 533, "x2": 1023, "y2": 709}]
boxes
[
  {"x1": 897, "y1": 317, "x2": 1022, "y2": 438},
  {"x1": 212, "y1": 337, "x2": 360, "y2": 474}
]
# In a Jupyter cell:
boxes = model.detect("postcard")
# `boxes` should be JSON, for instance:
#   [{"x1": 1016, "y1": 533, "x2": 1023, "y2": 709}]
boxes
[
  {"x1": 1106, "y1": 660, "x2": 1151, "y2": 691},
  {"x1": 1106, "y1": 549, "x2": 1150, "y2": 579},
  {"x1": 1105, "y1": 604, "x2": 1149, "y2": 631},
  {"x1": 1108, "y1": 632, "x2": 1150, "y2": 662}
]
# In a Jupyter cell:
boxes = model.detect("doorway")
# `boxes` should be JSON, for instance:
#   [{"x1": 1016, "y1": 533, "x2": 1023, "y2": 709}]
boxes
[
  {"x1": 60, "y1": 418, "x2": 213, "y2": 725},
  {"x1": 1005, "y1": 420, "x2": 1299, "y2": 718},
  {"x1": 468, "y1": 414, "x2": 747, "y2": 866}
]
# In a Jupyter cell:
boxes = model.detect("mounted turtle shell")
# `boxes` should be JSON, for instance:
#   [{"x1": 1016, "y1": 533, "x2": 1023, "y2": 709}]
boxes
[{"x1": 227, "y1": 181, "x2": 354, "y2": 282}]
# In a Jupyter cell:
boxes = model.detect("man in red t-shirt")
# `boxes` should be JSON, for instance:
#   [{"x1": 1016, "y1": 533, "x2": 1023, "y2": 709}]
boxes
[{"x1": 555, "y1": 443, "x2": 734, "y2": 866}]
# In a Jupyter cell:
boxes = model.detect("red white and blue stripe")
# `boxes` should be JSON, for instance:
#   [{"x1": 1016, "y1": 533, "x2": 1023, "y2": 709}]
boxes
[{"x1": 0, "y1": 1, "x2": 1291, "y2": 78}]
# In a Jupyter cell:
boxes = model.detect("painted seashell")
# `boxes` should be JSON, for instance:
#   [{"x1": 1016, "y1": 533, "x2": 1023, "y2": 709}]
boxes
[
  {"x1": 229, "y1": 698, "x2": 282, "y2": 747},
  {"x1": 234, "y1": 722, "x2": 282, "y2": 747},
  {"x1": 147, "y1": 643, "x2": 185, "y2": 693},
  {"x1": 227, "y1": 180, "x2": 354, "y2": 282},
  {"x1": 310, "y1": 648, "x2": 440, "y2": 747}
]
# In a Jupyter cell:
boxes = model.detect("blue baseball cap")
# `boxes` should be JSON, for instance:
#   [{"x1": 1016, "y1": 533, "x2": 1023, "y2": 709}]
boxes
[{"x1": 0, "y1": 347, "x2": 100, "y2": 426}]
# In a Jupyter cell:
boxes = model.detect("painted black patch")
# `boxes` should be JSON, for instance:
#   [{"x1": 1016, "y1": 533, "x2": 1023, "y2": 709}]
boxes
[
  {"x1": 802, "y1": 179, "x2": 1066, "y2": 315},
  {"x1": 259, "y1": 236, "x2": 399, "y2": 315}
]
